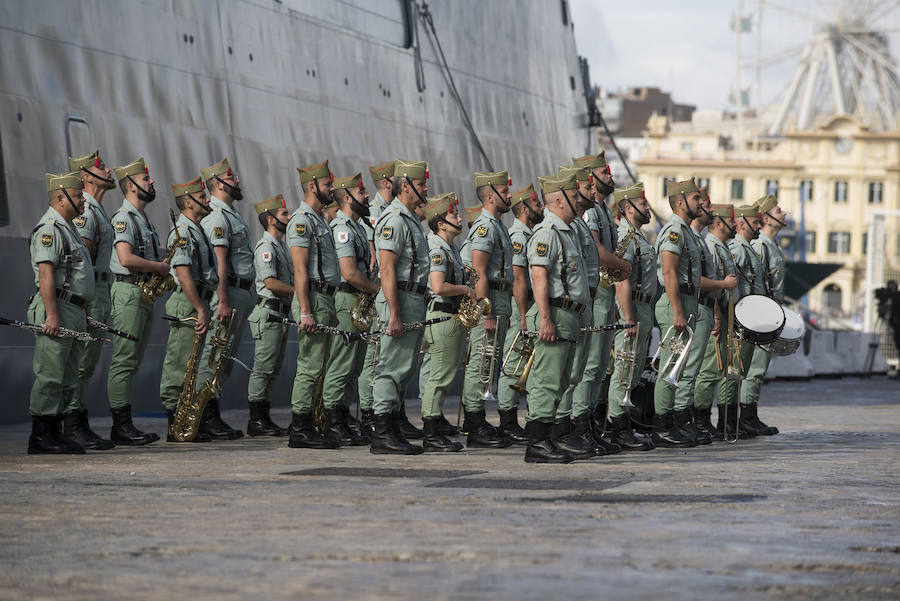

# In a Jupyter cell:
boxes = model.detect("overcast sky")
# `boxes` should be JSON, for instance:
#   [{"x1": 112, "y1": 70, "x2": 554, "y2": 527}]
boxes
[{"x1": 570, "y1": 0, "x2": 900, "y2": 111}]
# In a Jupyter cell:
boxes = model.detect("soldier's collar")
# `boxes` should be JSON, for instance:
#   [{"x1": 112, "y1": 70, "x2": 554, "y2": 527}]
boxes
[
  {"x1": 670, "y1": 214, "x2": 688, "y2": 227},
  {"x1": 82, "y1": 191, "x2": 97, "y2": 205},
  {"x1": 394, "y1": 200, "x2": 417, "y2": 220},
  {"x1": 120, "y1": 198, "x2": 141, "y2": 214},
  {"x1": 209, "y1": 196, "x2": 232, "y2": 212},
  {"x1": 479, "y1": 207, "x2": 498, "y2": 222},
  {"x1": 544, "y1": 210, "x2": 572, "y2": 230}
]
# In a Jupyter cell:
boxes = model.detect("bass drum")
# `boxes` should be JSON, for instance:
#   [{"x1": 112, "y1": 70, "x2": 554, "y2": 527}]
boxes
[
  {"x1": 628, "y1": 357, "x2": 657, "y2": 435},
  {"x1": 763, "y1": 306, "x2": 805, "y2": 356},
  {"x1": 734, "y1": 294, "x2": 785, "y2": 346}
]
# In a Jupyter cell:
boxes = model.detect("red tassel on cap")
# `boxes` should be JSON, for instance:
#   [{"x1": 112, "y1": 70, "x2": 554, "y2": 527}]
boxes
[
  {"x1": 358, "y1": 181, "x2": 364, "y2": 190},
  {"x1": 425, "y1": 169, "x2": 430, "y2": 180},
  {"x1": 144, "y1": 166, "x2": 148, "y2": 174},
  {"x1": 531, "y1": 192, "x2": 536, "y2": 201},
  {"x1": 94, "y1": 158, "x2": 100, "y2": 168},
  {"x1": 329, "y1": 171, "x2": 334, "y2": 182},
  {"x1": 201, "y1": 181, "x2": 205, "y2": 190},
  {"x1": 605, "y1": 165, "x2": 611, "y2": 175},
  {"x1": 507, "y1": 177, "x2": 511, "y2": 185},
  {"x1": 281, "y1": 197, "x2": 286, "y2": 208},
  {"x1": 588, "y1": 175, "x2": 593, "y2": 184},
  {"x1": 226, "y1": 168, "x2": 233, "y2": 177}
]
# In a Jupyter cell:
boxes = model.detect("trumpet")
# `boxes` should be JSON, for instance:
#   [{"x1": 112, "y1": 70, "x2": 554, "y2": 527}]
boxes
[
  {"x1": 501, "y1": 330, "x2": 535, "y2": 394},
  {"x1": 724, "y1": 288, "x2": 742, "y2": 443},
  {"x1": 476, "y1": 327, "x2": 501, "y2": 403},
  {"x1": 614, "y1": 322, "x2": 640, "y2": 407},
  {"x1": 651, "y1": 317, "x2": 694, "y2": 387}
]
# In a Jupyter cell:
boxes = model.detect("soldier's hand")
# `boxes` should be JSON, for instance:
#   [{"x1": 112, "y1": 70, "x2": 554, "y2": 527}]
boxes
[
  {"x1": 520, "y1": 316, "x2": 527, "y2": 332},
  {"x1": 722, "y1": 274, "x2": 738, "y2": 290},
  {"x1": 712, "y1": 315, "x2": 722, "y2": 338},
  {"x1": 538, "y1": 318, "x2": 556, "y2": 342},
  {"x1": 216, "y1": 301, "x2": 232, "y2": 322},
  {"x1": 625, "y1": 322, "x2": 637, "y2": 338},
  {"x1": 463, "y1": 286, "x2": 477, "y2": 301},
  {"x1": 619, "y1": 260, "x2": 632, "y2": 279},
  {"x1": 483, "y1": 314, "x2": 497, "y2": 332},
  {"x1": 43, "y1": 313, "x2": 60, "y2": 337},
  {"x1": 386, "y1": 314, "x2": 403, "y2": 337},
  {"x1": 673, "y1": 310, "x2": 688, "y2": 332},
  {"x1": 195, "y1": 308, "x2": 210, "y2": 335},
  {"x1": 300, "y1": 313, "x2": 317, "y2": 334},
  {"x1": 154, "y1": 261, "x2": 171, "y2": 275}
]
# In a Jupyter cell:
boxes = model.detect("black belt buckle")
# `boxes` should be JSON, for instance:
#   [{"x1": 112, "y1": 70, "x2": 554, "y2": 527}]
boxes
[
  {"x1": 94, "y1": 271, "x2": 110, "y2": 282},
  {"x1": 114, "y1": 274, "x2": 138, "y2": 285},
  {"x1": 55, "y1": 288, "x2": 85, "y2": 308}
]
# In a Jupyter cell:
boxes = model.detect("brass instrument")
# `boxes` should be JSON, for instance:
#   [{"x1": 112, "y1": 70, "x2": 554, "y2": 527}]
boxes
[
  {"x1": 597, "y1": 223, "x2": 637, "y2": 288},
  {"x1": 502, "y1": 330, "x2": 534, "y2": 394},
  {"x1": 86, "y1": 315, "x2": 139, "y2": 341},
  {"x1": 137, "y1": 209, "x2": 180, "y2": 304},
  {"x1": 350, "y1": 265, "x2": 378, "y2": 331},
  {"x1": 650, "y1": 317, "x2": 694, "y2": 387},
  {"x1": 165, "y1": 315, "x2": 206, "y2": 442},
  {"x1": 476, "y1": 327, "x2": 501, "y2": 403},
  {"x1": 724, "y1": 288, "x2": 743, "y2": 443},
  {"x1": 1, "y1": 316, "x2": 106, "y2": 342},
  {"x1": 456, "y1": 266, "x2": 492, "y2": 328},
  {"x1": 614, "y1": 322, "x2": 640, "y2": 407}
]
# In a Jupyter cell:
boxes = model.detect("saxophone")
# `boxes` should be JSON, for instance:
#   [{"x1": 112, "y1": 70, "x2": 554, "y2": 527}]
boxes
[
  {"x1": 597, "y1": 224, "x2": 637, "y2": 288},
  {"x1": 137, "y1": 209, "x2": 180, "y2": 304},
  {"x1": 168, "y1": 315, "x2": 205, "y2": 441},
  {"x1": 456, "y1": 266, "x2": 493, "y2": 328},
  {"x1": 350, "y1": 264, "x2": 378, "y2": 331}
]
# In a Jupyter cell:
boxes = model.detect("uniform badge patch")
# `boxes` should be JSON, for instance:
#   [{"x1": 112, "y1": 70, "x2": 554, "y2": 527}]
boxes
[
  {"x1": 381, "y1": 226, "x2": 393, "y2": 240},
  {"x1": 431, "y1": 254, "x2": 443, "y2": 266},
  {"x1": 337, "y1": 231, "x2": 349, "y2": 244},
  {"x1": 73, "y1": 216, "x2": 87, "y2": 228},
  {"x1": 213, "y1": 226, "x2": 225, "y2": 238},
  {"x1": 177, "y1": 238, "x2": 188, "y2": 248},
  {"x1": 296, "y1": 223, "x2": 307, "y2": 236},
  {"x1": 512, "y1": 241, "x2": 523, "y2": 254},
  {"x1": 476, "y1": 225, "x2": 488, "y2": 237},
  {"x1": 668, "y1": 231, "x2": 679, "y2": 243},
  {"x1": 261, "y1": 251, "x2": 272, "y2": 263},
  {"x1": 535, "y1": 242, "x2": 548, "y2": 257},
  {"x1": 40, "y1": 233, "x2": 53, "y2": 247},
  {"x1": 569, "y1": 261, "x2": 577, "y2": 272},
  {"x1": 114, "y1": 221, "x2": 126, "y2": 234}
]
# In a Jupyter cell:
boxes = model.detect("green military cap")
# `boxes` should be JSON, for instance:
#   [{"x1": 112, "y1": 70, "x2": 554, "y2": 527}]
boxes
[
  {"x1": 753, "y1": 193, "x2": 777, "y2": 214},
  {"x1": 333, "y1": 173, "x2": 363, "y2": 190},
  {"x1": 171, "y1": 176, "x2": 204, "y2": 198},
  {"x1": 393, "y1": 159, "x2": 429, "y2": 181},
  {"x1": 710, "y1": 203, "x2": 734, "y2": 218},
  {"x1": 510, "y1": 183, "x2": 536, "y2": 208},
  {"x1": 474, "y1": 170, "x2": 510, "y2": 188},
  {"x1": 668, "y1": 177, "x2": 699, "y2": 197},
  {"x1": 572, "y1": 151, "x2": 608, "y2": 170},
  {"x1": 538, "y1": 173, "x2": 577, "y2": 195},
  {"x1": 465, "y1": 205, "x2": 481, "y2": 226},
  {"x1": 557, "y1": 165, "x2": 591, "y2": 182},
  {"x1": 200, "y1": 157, "x2": 233, "y2": 182},
  {"x1": 368, "y1": 161, "x2": 395, "y2": 183},
  {"x1": 423, "y1": 192, "x2": 459, "y2": 221},
  {"x1": 297, "y1": 160, "x2": 332, "y2": 184},
  {"x1": 45, "y1": 171, "x2": 83, "y2": 192},
  {"x1": 734, "y1": 204, "x2": 760, "y2": 218},
  {"x1": 68, "y1": 149, "x2": 103, "y2": 172},
  {"x1": 254, "y1": 194, "x2": 285, "y2": 214},
  {"x1": 113, "y1": 157, "x2": 148, "y2": 183},
  {"x1": 612, "y1": 184, "x2": 643, "y2": 203}
]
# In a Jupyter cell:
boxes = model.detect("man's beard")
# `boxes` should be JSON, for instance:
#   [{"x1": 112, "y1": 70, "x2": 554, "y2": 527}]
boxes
[
  {"x1": 351, "y1": 198, "x2": 370, "y2": 218},
  {"x1": 595, "y1": 180, "x2": 615, "y2": 197},
  {"x1": 138, "y1": 184, "x2": 156, "y2": 203},
  {"x1": 274, "y1": 219, "x2": 287, "y2": 234}
]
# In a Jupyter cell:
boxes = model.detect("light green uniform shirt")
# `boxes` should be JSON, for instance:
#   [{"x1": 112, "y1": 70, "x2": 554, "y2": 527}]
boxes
[
  {"x1": 619, "y1": 222, "x2": 657, "y2": 299},
  {"x1": 331, "y1": 211, "x2": 371, "y2": 285},
  {"x1": 585, "y1": 200, "x2": 617, "y2": 253},
  {"x1": 508, "y1": 218, "x2": 533, "y2": 289},
  {"x1": 427, "y1": 232, "x2": 464, "y2": 305},
  {"x1": 706, "y1": 233, "x2": 736, "y2": 306},
  {"x1": 374, "y1": 201, "x2": 429, "y2": 288},
  {"x1": 752, "y1": 232, "x2": 786, "y2": 303},
  {"x1": 368, "y1": 191, "x2": 391, "y2": 238},
  {"x1": 286, "y1": 202, "x2": 341, "y2": 286},
  {"x1": 253, "y1": 231, "x2": 292, "y2": 300},
  {"x1": 109, "y1": 199, "x2": 162, "y2": 275},
  {"x1": 31, "y1": 207, "x2": 96, "y2": 301},
  {"x1": 692, "y1": 224, "x2": 717, "y2": 300},
  {"x1": 460, "y1": 208, "x2": 514, "y2": 284},
  {"x1": 72, "y1": 192, "x2": 113, "y2": 275},
  {"x1": 728, "y1": 235, "x2": 765, "y2": 299},
  {"x1": 527, "y1": 211, "x2": 590, "y2": 306},
  {"x1": 574, "y1": 216, "x2": 600, "y2": 289},
  {"x1": 201, "y1": 197, "x2": 255, "y2": 281},
  {"x1": 655, "y1": 215, "x2": 702, "y2": 292},
  {"x1": 168, "y1": 213, "x2": 219, "y2": 289}
]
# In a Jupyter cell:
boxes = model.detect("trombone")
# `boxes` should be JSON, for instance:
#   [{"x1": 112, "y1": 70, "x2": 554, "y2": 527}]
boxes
[
  {"x1": 650, "y1": 314, "x2": 694, "y2": 387},
  {"x1": 614, "y1": 322, "x2": 640, "y2": 407},
  {"x1": 723, "y1": 288, "x2": 743, "y2": 444}
]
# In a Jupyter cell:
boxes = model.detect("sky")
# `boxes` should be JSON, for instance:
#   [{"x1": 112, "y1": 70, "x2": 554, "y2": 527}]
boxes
[{"x1": 569, "y1": 0, "x2": 900, "y2": 112}]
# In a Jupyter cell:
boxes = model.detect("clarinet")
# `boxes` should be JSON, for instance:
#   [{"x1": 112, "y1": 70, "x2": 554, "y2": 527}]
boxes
[
  {"x1": 0, "y1": 316, "x2": 106, "y2": 342},
  {"x1": 362, "y1": 316, "x2": 452, "y2": 342},
  {"x1": 86, "y1": 316, "x2": 139, "y2": 341},
  {"x1": 265, "y1": 313, "x2": 366, "y2": 344}
]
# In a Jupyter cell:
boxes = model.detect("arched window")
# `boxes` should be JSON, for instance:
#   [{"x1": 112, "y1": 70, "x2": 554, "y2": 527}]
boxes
[{"x1": 823, "y1": 283, "x2": 843, "y2": 315}]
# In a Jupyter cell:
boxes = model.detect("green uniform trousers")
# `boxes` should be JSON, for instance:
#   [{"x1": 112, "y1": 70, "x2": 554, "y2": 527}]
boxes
[
  {"x1": 694, "y1": 322, "x2": 728, "y2": 409},
  {"x1": 195, "y1": 286, "x2": 254, "y2": 399},
  {"x1": 653, "y1": 292, "x2": 700, "y2": 415},
  {"x1": 719, "y1": 340, "x2": 756, "y2": 406},
  {"x1": 741, "y1": 344, "x2": 771, "y2": 405},
  {"x1": 28, "y1": 296, "x2": 85, "y2": 416},
  {"x1": 674, "y1": 301, "x2": 714, "y2": 410},
  {"x1": 523, "y1": 305, "x2": 580, "y2": 424},
  {"x1": 159, "y1": 291, "x2": 211, "y2": 411},
  {"x1": 497, "y1": 300, "x2": 531, "y2": 411},
  {"x1": 460, "y1": 290, "x2": 511, "y2": 412},
  {"x1": 321, "y1": 291, "x2": 367, "y2": 409},
  {"x1": 67, "y1": 279, "x2": 111, "y2": 413},
  {"x1": 107, "y1": 281, "x2": 155, "y2": 409},
  {"x1": 420, "y1": 311, "x2": 466, "y2": 418},
  {"x1": 573, "y1": 286, "x2": 616, "y2": 413},
  {"x1": 247, "y1": 303, "x2": 290, "y2": 405},
  {"x1": 357, "y1": 314, "x2": 381, "y2": 411},
  {"x1": 290, "y1": 291, "x2": 336, "y2": 413},
  {"x1": 557, "y1": 306, "x2": 594, "y2": 419},
  {"x1": 416, "y1": 343, "x2": 431, "y2": 402},
  {"x1": 372, "y1": 291, "x2": 425, "y2": 415},
  {"x1": 607, "y1": 301, "x2": 653, "y2": 417}
]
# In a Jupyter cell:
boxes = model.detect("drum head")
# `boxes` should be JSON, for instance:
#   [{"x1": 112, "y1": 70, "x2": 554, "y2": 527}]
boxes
[
  {"x1": 779, "y1": 307, "x2": 806, "y2": 340},
  {"x1": 734, "y1": 295, "x2": 785, "y2": 334}
]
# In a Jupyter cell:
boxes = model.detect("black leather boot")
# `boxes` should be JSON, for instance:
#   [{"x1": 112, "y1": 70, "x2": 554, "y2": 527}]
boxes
[
  {"x1": 551, "y1": 416, "x2": 596, "y2": 459},
  {"x1": 736, "y1": 404, "x2": 761, "y2": 437},
  {"x1": 165, "y1": 409, "x2": 211, "y2": 442},
  {"x1": 62, "y1": 410, "x2": 115, "y2": 450},
  {"x1": 110, "y1": 406, "x2": 160, "y2": 445},
  {"x1": 436, "y1": 413, "x2": 459, "y2": 436},
  {"x1": 524, "y1": 420, "x2": 573, "y2": 464},
  {"x1": 652, "y1": 412, "x2": 696, "y2": 447},
  {"x1": 422, "y1": 417, "x2": 463, "y2": 452},
  {"x1": 716, "y1": 404, "x2": 750, "y2": 440},
  {"x1": 464, "y1": 410, "x2": 511, "y2": 448},
  {"x1": 572, "y1": 413, "x2": 605, "y2": 456},
  {"x1": 397, "y1": 401, "x2": 423, "y2": 439},
  {"x1": 358, "y1": 408, "x2": 375, "y2": 437},
  {"x1": 675, "y1": 408, "x2": 709, "y2": 445},
  {"x1": 370, "y1": 413, "x2": 423, "y2": 455},
  {"x1": 497, "y1": 408, "x2": 528, "y2": 445},
  {"x1": 288, "y1": 411, "x2": 339, "y2": 449},
  {"x1": 746, "y1": 402, "x2": 779, "y2": 435},
  {"x1": 246, "y1": 402, "x2": 284, "y2": 437},
  {"x1": 588, "y1": 414, "x2": 622, "y2": 455},
  {"x1": 198, "y1": 398, "x2": 243, "y2": 440},
  {"x1": 28, "y1": 415, "x2": 83, "y2": 454},
  {"x1": 694, "y1": 406, "x2": 723, "y2": 441},
  {"x1": 323, "y1": 407, "x2": 368, "y2": 446},
  {"x1": 608, "y1": 414, "x2": 654, "y2": 451}
]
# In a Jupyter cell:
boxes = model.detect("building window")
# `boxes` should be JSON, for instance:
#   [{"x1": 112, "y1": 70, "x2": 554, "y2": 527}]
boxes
[
  {"x1": 800, "y1": 179, "x2": 814, "y2": 202},
  {"x1": 862, "y1": 231, "x2": 868, "y2": 254},
  {"x1": 834, "y1": 181, "x2": 848, "y2": 203},
  {"x1": 827, "y1": 231, "x2": 851, "y2": 254},
  {"x1": 868, "y1": 182, "x2": 883, "y2": 204},
  {"x1": 766, "y1": 179, "x2": 779, "y2": 197},
  {"x1": 823, "y1": 283, "x2": 842, "y2": 314},
  {"x1": 681, "y1": 142, "x2": 693, "y2": 152},
  {"x1": 560, "y1": 0, "x2": 569, "y2": 25},
  {"x1": 805, "y1": 231, "x2": 816, "y2": 254},
  {"x1": 0, "y1": 125, "x2": 7, "y2": 226},
  {"x1": 697, "y1": 177, "x2": 709, "y2": 192},
  {"x1": 662, "y1": 177, "x2": 676, "y2": 196},
  {"x1": 731, "y1": 179, "x2": 744, "y2": 200}
]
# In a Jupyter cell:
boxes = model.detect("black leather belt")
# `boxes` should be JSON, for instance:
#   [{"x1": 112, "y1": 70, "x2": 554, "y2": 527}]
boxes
[
  {"x1": 632, "y1": 291, "x2": 654, "y2": 304},
  {"x1": 174, "y1": 285, "x2": 214, "y2": 302},
  {"x1": 679, "y1": 283, "x2": 697, "y2": 296},
  {"x1": 549, "y1": 296, "x2": 587, "y2": 315},
  {"x1": 397, "y1": 281, "x2": 428, "y2": 296},
  {"x1": 227, "y1": 275, "x2": 253, "y2": 291},
  {"x1": 55, "y1": 288, "x2": 87, "y2": 308},
  {"x1": 259, "y1": 297, "x2": 291, "y2": 314},
  {"x1": 309, "y1": 280, "x2": 337, "y2": 295},
  {"x1": 337, "y1": 282, "x2": 361, "y2": 294},
  {"x1": 94, "y1": 271, "x2": 110, "y2": 282},
  {"x1": 431, "y1": 300, "x2": 460, "y2": 314},
  {"x1": 488, "y1": 280, "x2": 512, "y2": 293},
  {"x1": 114, "y1": 273, "x2": 138, "y2": 284},
  {"x1": 700, "y1": 296, "x2": 716, "y2": 310}
]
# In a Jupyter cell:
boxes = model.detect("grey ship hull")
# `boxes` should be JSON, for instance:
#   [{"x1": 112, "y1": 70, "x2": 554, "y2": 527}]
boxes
[{"x1": 0, "y1": 0, "x2": 587, "y2": 424}]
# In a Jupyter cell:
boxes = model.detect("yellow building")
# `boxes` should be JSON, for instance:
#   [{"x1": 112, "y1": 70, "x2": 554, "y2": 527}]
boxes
[{"x1": 634, "y1": 114, "x2": 900, "y2": 319}]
